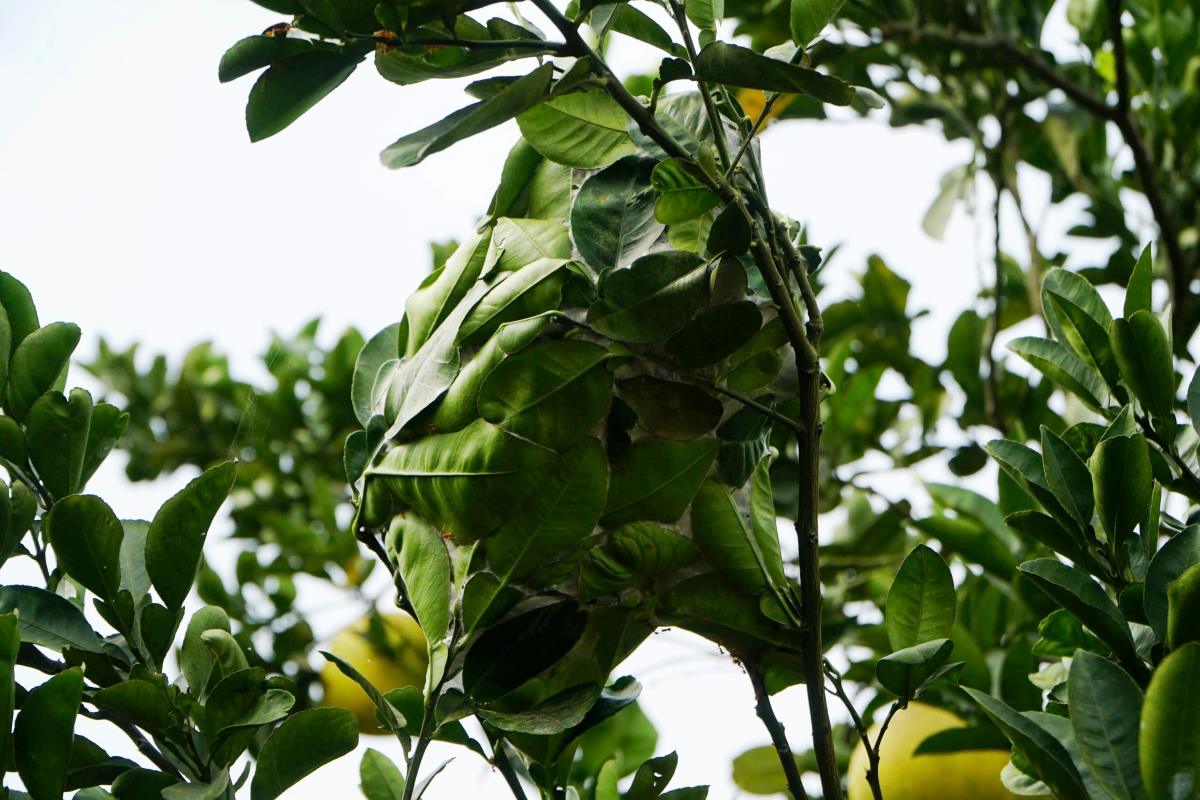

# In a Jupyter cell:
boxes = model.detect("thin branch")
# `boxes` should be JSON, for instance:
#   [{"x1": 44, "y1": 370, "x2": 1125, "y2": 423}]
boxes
[
  {"x1": 984, "y1": 150, "x2": 1007, "y2": 434},
  {"x1": 748, "y1": 665, "x2": 809, "y2": 800},
  {"x1": 824, "y1": 661, "x2": 882, "y2": 800},
  {"x1": 488, "y1": 736, "x2": 530, "y2": 800},
  {"x1": 83, "y1": 707, "x2": 184, "y2": 779},
  {"x1": 371, "y1": 34, "x2": 570, "y2": 53},
  {"x1": 666, "y1": 0, "x2": 733, "y2": 171}
]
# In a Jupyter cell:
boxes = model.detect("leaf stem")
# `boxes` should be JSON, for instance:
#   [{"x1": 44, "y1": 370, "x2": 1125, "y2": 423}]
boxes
[{"x1": 825, "y1": 661, "x2": 882, "y2": 800}]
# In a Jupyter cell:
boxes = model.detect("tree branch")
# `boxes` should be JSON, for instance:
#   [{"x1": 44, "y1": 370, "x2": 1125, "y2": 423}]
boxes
[{"x1": 748, "y1": 665, "x2": 809, "y2": 800}]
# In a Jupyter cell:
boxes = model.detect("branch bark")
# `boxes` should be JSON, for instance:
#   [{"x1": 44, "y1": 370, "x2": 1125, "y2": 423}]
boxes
[{"x1": 749, "y1": 665, "x2": 810, "y2": 800}]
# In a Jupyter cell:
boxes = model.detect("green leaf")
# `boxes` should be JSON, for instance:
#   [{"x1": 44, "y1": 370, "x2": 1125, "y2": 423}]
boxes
[
  {"x1": 80, "y1": 402, "x2": 129, "y2": 487},
  {"x1": 478, "y1": 339, "x2": 611, "y2": 449},
  {"x1": 607, "y1": 5, "x2": 679, "y2": 55},
  {"x1": 875, "y1": 638, "x2": 954, "y2": 700},
  {"x1": 463, "y1": 601, "x2": 587, "y2": 702},
  {"x1": 250, "y1": 707, "x2": 358, "y2": 800},
  {"x1": 1168, "y1": 564, "x2": 1200, "y2": 649},
  {"x1": 92, "y1": 679, "x2": 177, "y2": 736},
  {"x1": 602, "y1": 438, "x2": 719, "y2": 527},
  {"x1": 477, "y1": 682, "x2": 604, "y2": 735},
  {"x1": 1008, "y1": 336, "x2": 1108, "y2": 411},
  {"x1": 790, "y1": 0, "x2": 846, "y2": 45},
  {"x1": 45, "y1": 494, "x2": 124, "y2": 603},
  {"x1": 885, "y1": 544, "x2": 955, "y2": 650},
  {"x1": 202, "y1": 629, "x2": 250, "y2": 682},
  {"x1": 1124, "y1": 245, "x2": 1153, "y2": 318},
  {"x1": 664, "y1": 301, "x2": 761, "y2": 370},
  {"x1": 1018, "y1": 559, "x2": 1137, "y2": 666},
  {"x1": 516, "y1": 89, "x2": 637, "y2": 168},
  {"x1": 15, "y1": 667, "x2": 83, "y2": 800},
  {"x1": 588, "y1": 251, "x2": 709, "y2": 343},
  {"x1": 181, "y1": 606, "x2": 231, "y2": 697},
  {"x1": 913, "y1": 515, "x2": 1018, "y2": 580},
  {"x1": 380, "y1": 64, "x2": 554, "y2": 168},
  {"x1": 1006, "y1": 510, "x2": 1108, "y2": 579},
  {"x1": 617, "y1": 376, "x2": 722, "y2": 440},
  {"x1": 0, "y1": 585, "x2": 107, "y2": 653},
  {"x1": 390, "y1": 513, "x2": 452, "y2": 646},
  {"x1": 218, "y1": 35, "x2": 320, "y2": 83},
  {"x1": 571, "y1": 156, "x2": 663, "y2": 272},
  {"x1": 487, "y1": 139, "x2": 543, "y2": 219},
  {"x1": 246, "y1": 50, "x2": 362, "y2": 141},
  {"x1": 319, "y1": 651, "x2": 407, "y2": 739},
  {"x1": 1091, "y1": 434, "x2": 1152, "y2": 550},
  {"x1": 351, "y1": 323, "x2": 402, "y2": 426},
  {"x1": 376, "y1": 19, "x2": 551, "y2": 85},
  {"x1": 732, "y1": 745, "x2": 808, "y2": 795},
  {"x1": 360, "y1": 749, "x2": 405, "y2": 800},
  {"x1": 963, "y1": 687, "x2": 1088, "y2": 800},
  {"x1": 1146, "y1": 526, "x2": 1200, "y2": 639},
  {"x1": 485, "y1": 438, "x2": 608, "y2": 583},
  {"x1": 491, "y1": 217, "x2": 572, "y2": 272},
  {"x1": 369, "y1": 419, "x2": 560, "y2": 542},
  {"x1": 111, "y1": 768, "x2": 178, "y2": 799},
  {"x1": 0, "y1": 272, "x2": 40, "y2": 359},
  {"x1": 7, "y1": 321, "x2": 80, "y2": 422},
  {"x1": 403, "y1": 230, "x2": 491, "y2": 356},
  {"x1": 0, "y1": 612, "x2": 19, "y2": 776},
  {"x1": 651, "y1": 158, "x2": 719, "y2": 224},
  {"x1": 684, "y1": 0, "x2": 723, "y2": 31},
  {"x1": 1111, "y1": 311, "x2": 1175, "y2": 423},
  {"x1": 429, "y1": 314, "x2": 549, "y2": 433},
  {"x1": 1189, "y1": 367, "x2": 1200, "y2": 434},
  {"x1": 1140, "y1": 643, "x2": 1200, "y2": 800},
  {"x1": 693, "y1": 42, "x2": 853, "y2": 105},
  {"x1": 1068, "y1": 651, "x2": 1146, "y2": 800},
  {"x1": 146, "y1": 462, "x2": 236, "y2": 609},
  {"x1": 1041, "y1": 268, "x2": 1119, "y2": 391},
  {"x1": 456, "y1": 258, "x2": 566, "y2": 345},
  {"x1": 26, "y1": 388, "x2": 92, "y2": 501},
  {"x1": 1041, "y1": 426, "x2": 1094, "y2": 531},
  {"x1": 690, "y1": 479, "x2": 786, "y2": 596}
]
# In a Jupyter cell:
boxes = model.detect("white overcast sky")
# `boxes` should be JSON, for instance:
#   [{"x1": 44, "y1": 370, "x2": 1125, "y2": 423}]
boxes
[{"x1": 0, "y1": 1, "x2": 1116, "y2": 797}]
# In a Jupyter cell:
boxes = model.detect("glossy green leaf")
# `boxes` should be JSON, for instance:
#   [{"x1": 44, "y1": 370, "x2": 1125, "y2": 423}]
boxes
[
  {"x1": 1018, "y1": 559, "x2": 1137, "y2": 665},
  {"x1": 589, "y1": 251, "x2": 708, "y2": 343},
  {"x1": 15, "y1": 667, "x2": 83, "y2": 800},
  {"x1": 693, "y1": 42, "x2": 853, "y2": 105},
  {"x1": 964, "y1": 687, "x2": 1088, "y2": 800},
  {"x1": 181, "y1": 606, "x2": 231, "y2": 697},
  {"x1": 1111, "y1": 311, "x2": 1175, "y2": 422},
  {"x1": 1168, "y1": 564, "x2": 1200, "y2": 649},
  {"x1": 369, "y1": 419, "x2": 560, "y2": 542},
  {"x1": 0, "y1": 272, "x2": 39, "y2": 359},
  {"x1": 81, "y1": 402, "x2": 129, "y2": 487},
  {"x1": 485, "y1": 438, "x2": 608, "y2": 582},
  {"x1": 246, "y1": 50, "x2": 362, "y2": 141},
  {"x1": 1091, "y1": 435, "x2": 1152, "y2": 549},
  {"x1": 381, "y1": 64, "x2": 553, "y2": 168},
  {"x1": 517, "y1": 90, "x2": 636, "y2": 168},
  {"x1": 360, "y1": 748, "x2": 405, "y2": 800},
  {"x1": 684, "y1": 0, "x2": 722, "y2": 31},
  {"x1": 351, "y1": 323, "x2": 402, "y2": 426},
  {"x1": 572, "y1": 156, "x2": 663, "y2": 272},
  {"x1": 428, "y1": 314, "x2": 549, "y2": 433},
  {"x1": 491, "y1": 217, "x2": 572, "y2": 272},
  {"x1": 602, "y1": 438, "x2": 719, "y2": 527},
  {"x1": 390, "y1": 513, "x2": 451, "y2": 646},
  {"x1": 478, "y1": 339, "x2": 611, "y2": 448},
  {"x1": 790, "y1": 0, "x2": 846, "y2": 45},
  {"x1": 250, "y1": 707, "x2": 358, "y2": 800},
  {"x1": 607, "y1": 5, "x2": 679, "y2": 55},
  {"x1": 1008, "y1": 336, "x2": 1107, "y2": 411},
  {"x1": 1140, "y1": 643, "x2": 1200, "y2": 800},
  {"x1": 45, "y1": 494, "x2": 123, "y2": 602},
  {"x1": 457, "y1": 259, "x2": 566, "y2": 345},
  {"x1": 0, "y1": 612, "x2": 18, "y2": 774},
  {"x1": 875, "y1": 638, "x2": 954, "y2": 699},
  {"x1": 617, "y1": 376, "x2": 722, "y2": 440},
  {"x1": 463, "y1": 602, "x2": 587, "y2": 702},
  {"x1": 404, "y1": 230, "x2": 491, "y2": 356},
  {"x1": 1068, "y1": 650, "x2": 1146, "y2": 800},
  {"x1": 7, "y1": 321, "x2": 80, "y2": 421},
  {"x1": 376, "y1": 19, "x2": 550, "y2": 85},
  {"x1": 319, "y1": 651, "x2": 407, "y2": 738},
  {"x1": 26, "y1": 388, "x2": 92, "y2": 501},
  {"x1": 93, "y1": 679, "x2": 177, "y2": 736},
  {"x1": 691, "y1": 479, "x2": 784, "y2": 596},
  {"x1": 664, "y1": 301, "x2": 761, "y2": 369},
  {"x1": 1040, "y1": 426, "x2": 1094, "y2": 531},
  {"x1": 1124, "y1": 245, "x2": 1153, "y2": 318},
  {"x1": 1146, "y1": 527, "x2": 1200, "y2": 639},
  {"x1": 1188, "y1": 367, "x2": 1200, "y2": 434},
  {"x1": 0, "y1": 585, "x2": 106, "y2": 653},
  {"x1": 146, "y1": 461, "x2": 236, "y2": 609},
  {"x1": 651, "y1": 158, "x2": 719, "y2": 224},
  {"x1": 218, "y1": 35, "x2": 319, "y2": 83},
  {"x1": 1041, "y1": 268, "x2": 1119, "y2": 390},
  {"x1": 885, "y1": 544, "x2": 955, "y2": 650}
]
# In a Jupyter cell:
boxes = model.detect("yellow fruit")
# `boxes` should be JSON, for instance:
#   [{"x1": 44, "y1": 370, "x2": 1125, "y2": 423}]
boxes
[
  {"x1": 735, "y1": 88, "x2": 794, "y2": 127},
  {"x1": 319, "y1": 612, "x2": 428, "y2": 734},
  {"x1": 847, "y1": 702, "x2": 1021, "y2": 800}
]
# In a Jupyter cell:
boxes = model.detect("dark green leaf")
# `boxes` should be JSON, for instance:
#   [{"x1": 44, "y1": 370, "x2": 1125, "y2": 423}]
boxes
[
  {"x1": 517, "y1": 89, "x2": 636, "y2": 168},
  {"x1": 15, "y1": 668, "x2": 83, "y2": 800},
  {"x1": 693, "y1": 42, "x2": 853, "y2": 105},
  {"x1": 45, "y1": 494, "x2": 124, "y2": 602},
  {"x1": 1068, "y1": 651, "x2": 1146, "y2": 800},
  {"x1": 146, "y1": 462, "x2": 236, "y2": 609},
  {"x1": 1091, "y1": 435, "x2": 1152, "y2": 550},
  {"x1": 247, "y1": 50, "x2": 362, "y2": 141},
  {"x1": 26, "y1": 389, "x2": 92, "y2": 501},
  {"x1": 1008, "y1": 336, "x2": 1108, "y2": 411},
  {"x1": 0, "y1": 585, "x2": 107, "y2": 653},
  {"x1": 885, "y1": 544, "x2": 955, "y2": 650},
  {"x1": 602, "y1": 438, "x2": 719, "y2": 527},
  {"x1": 571, "y1": 156, "x2": 663, "y2": 272},
  {"x1": 390, "y1": 513, "x2": 451, "y2": 646},
  {"x1": 1124, "y1": 245, "x2": 1153, "y2": 318},
  {"x1": 1018, "y1": 559, "x2": 1137, "y2": 665},
  {"x1": 7, "y1": 322, "x2": 80, "y2": 421},
  {"x1": 790, "y1": 0, "x2": 846, "y2": 45},
  {"x1": 588, "y1": 251, "x2": 709, "y2": 343},
  {"x1": 1111, "y1": 312, "x2": 1174, "y2": 423},
  {"x1": 1041, "y1": 426, "x2": 1094, "y2": 531},
  {"x1": 875, "y1": 638, "x2": 954, "y2": 699},
  {"x1": 0, "y1": 612, "x2": 18, "y2": 775},
  {"x1": 250, "y1": 707, "x2": 358, "y2": 800},
  {"x1": 219, "y1": 35, "x2": 318, "y2": 83},
  {"x1": 380, "y1": 64, "x2": 553, "y2": 168},
  {"x1": 1140, "y1": 643, "x2": 1200, "y2": 800},
  {"x1": 360, "y1": 748, "x2": 405, "y2": 800},
  {"x1": 651, "y1": 158, "x2": 719, "y2": 224},
  {"x1": 1146, "y1": 526, "x2": 1200, "y2": 639},
  {"x1": 617, "y1": 376, "x2": 722, "y2": 440},
  {"x1": 1167, "y1": 564, "x2": 1200, "y2": 649}
]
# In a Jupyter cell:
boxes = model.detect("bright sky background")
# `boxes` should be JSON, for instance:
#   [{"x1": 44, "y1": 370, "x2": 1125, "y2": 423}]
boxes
[{"x1": 0, "y1": 1, "x2": 1111, "y2": 797}]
